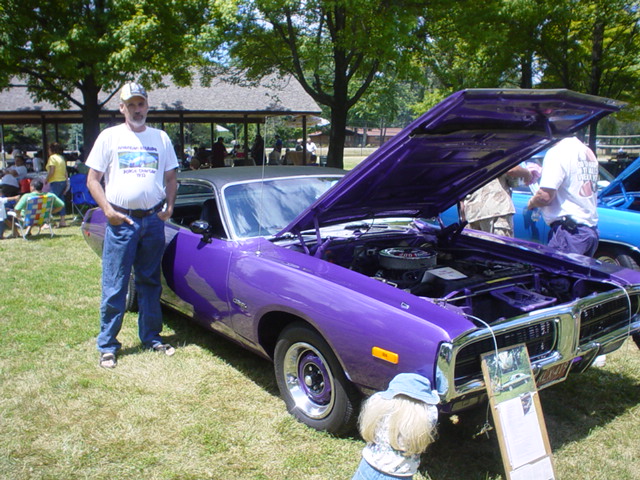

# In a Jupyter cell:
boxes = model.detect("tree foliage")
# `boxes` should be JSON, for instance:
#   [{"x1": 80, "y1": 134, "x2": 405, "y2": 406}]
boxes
[
  {"x1": 221, "y1": 0, "x2": 427, "y2": 168},
  {"x1": 417, "y1": 0, "x2": 640, "y2": 146},
  {"x1": 0, "y1": 0, "x2": 219, "y2": 152}
]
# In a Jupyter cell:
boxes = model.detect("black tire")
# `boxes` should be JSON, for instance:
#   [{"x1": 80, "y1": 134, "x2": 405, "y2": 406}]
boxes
[
  {"x1": 595, "y1": 248, "x2": 640, "y2": 270},
  {"x1": 125, "y1": 271, "x2": 139, "y2": 312},
  {"x1": 274, "y1": 322, "x2": 359, "y2": 435},
  {"x1": 633, "y1": 333, "x2": 640, "y2": 350}
]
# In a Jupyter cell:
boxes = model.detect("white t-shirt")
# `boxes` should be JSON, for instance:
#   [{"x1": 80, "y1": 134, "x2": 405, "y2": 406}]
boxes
[
  {"x1": 306, "y1": 141, "x2": 317, "y2": 154},
  {"x1": 538, "y1": 137, "x2": 599, "y2": 227},
  {"x1": 8, "y1": 165, "x2": 28, "y2": 181},
  {"x1": 1, "y1": 172, "x2": 19, "y2": 188},
  {"x1": 86, "y1": 123, "x2": 178, "y2": 210},
  {"x1": 0, "y1": 197, "x2": 10, "y2": 221},
  {"x1": 32, "y1": 156, "x2": 44, "y2": 172}
]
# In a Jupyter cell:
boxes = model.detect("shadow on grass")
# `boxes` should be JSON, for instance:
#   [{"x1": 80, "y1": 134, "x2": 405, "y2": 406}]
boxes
[
  {"x1": 539, "y1": 365, "x2": 640, "y2": 447},
  {"x1": 161, "y1": 308, "x2": 279, "y2": 396},
  {"x1": 419, "y1": 364, "x2": 640, "y2": 480}
]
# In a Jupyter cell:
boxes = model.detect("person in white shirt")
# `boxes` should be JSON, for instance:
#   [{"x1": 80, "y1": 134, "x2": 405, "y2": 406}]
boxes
[
  {"x1": 0, "y1": 168, "x2": 20, "y2": 196},
  {"x1": 527, "y1": 136, "x2": 599, "y2": 256},
  {"x1": 8, "y1": 154, "x2": 28, "y2": 181},
  {"x1": 86, "y1": 82, "x2": 178, "y2": 369},
  {"x1": 32, "y1": 150, "x2": 45, "y2": 172},
  {"x1": 306, "y1": 137, "x2": 317, "y2": 162}
]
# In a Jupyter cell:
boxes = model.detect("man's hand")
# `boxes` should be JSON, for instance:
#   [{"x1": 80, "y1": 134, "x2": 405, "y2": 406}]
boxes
[
  {"x1": 157, "y1": 206, "x2": 173, "y2": 222},
  {"x1": 528, "y1": 187, "x2": 556, "y2": 210},
  {"x1": 105, "y1": 206, "x2": 134, "y2": 226}
]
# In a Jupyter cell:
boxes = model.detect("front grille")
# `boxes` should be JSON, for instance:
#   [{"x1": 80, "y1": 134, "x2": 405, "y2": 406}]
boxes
[
  {"x1": 580, "y1": 295, "x2": 637, "y2": 343},
  {"x1": 454, "y1": 320, "x2": 556, "y2": 382}
]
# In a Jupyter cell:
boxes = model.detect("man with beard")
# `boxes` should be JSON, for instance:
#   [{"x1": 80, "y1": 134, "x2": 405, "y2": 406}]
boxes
[{"x1": 86, "y1": 82, "x2": 178, "y2": 368}]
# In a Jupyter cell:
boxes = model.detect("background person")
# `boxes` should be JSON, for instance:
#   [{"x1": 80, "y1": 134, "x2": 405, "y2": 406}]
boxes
[
  {"x1": 527, "y1": 136, "x2": 599, "y2": 256},
  {"x1": 306, "y1": 136, "x2": 317, "y2": 162},
  {"x1": 461, "y1": 165, "x2": 532, "y2": 237},
  {"x1": 86, "y1": 81, "x2": 178, "y2": 369},
  {"x1": 211, "y1": 136, "x2": 228, "y2": 168},
  {"x1": 32, "y1": 150, "x2": 45, "y2": 172},
  {"x1": 45, "y1": 142, "x2": 69, "y2": 227},
  {"x1": 8, "y1": 154, "x2": 28, "y2": 181},
  {"x1": 0, "y1": 167, "x2": 20, "y2": 197},
  {"x1": 9, "y1": 178, "x2": 64, "y2": 236},
  {"x1": 251, "y1": 134, "x2": 264, "y2": 165}
]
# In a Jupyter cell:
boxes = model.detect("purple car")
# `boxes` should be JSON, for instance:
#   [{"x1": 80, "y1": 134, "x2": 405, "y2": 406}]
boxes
[{"x1": 82, "y1": 89, "x2": 640, "y2": 435}]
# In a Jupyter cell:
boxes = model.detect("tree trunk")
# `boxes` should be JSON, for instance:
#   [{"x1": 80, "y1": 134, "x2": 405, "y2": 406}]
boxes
[
  {"x1": 80, "y1": 76, "x2": 103, "y2": 156},
  {"x1": 519, "y1": 52, "x2": 533, "y2": 89},
  {"x1": 327, "y1": 102, "x2": 348, "y2": 169},
  {"x1": 587, "y1": 19, "x2": 605, "y2": 152}
]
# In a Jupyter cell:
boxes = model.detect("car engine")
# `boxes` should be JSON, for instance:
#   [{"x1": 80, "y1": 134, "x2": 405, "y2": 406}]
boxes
[{"x1": 318, "y1": 227, "x2": 610, "y2": 323}]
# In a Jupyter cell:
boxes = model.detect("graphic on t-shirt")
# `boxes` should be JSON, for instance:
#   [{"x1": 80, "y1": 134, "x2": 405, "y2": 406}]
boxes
[
  {"x1": 118, "y1": 151, "x2": 159, "y2": 170},
  {"x1": 578, "y1": 148, "x2": 598, "y2": 197}
]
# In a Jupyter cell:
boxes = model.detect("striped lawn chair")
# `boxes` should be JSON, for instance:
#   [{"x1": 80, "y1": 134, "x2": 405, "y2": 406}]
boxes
[{"x1": 8, "y1": 194, "x2": 56, "y2": 239}]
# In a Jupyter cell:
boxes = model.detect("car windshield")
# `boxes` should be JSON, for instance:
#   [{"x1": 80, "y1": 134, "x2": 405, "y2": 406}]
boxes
[{"x1": 223, "y1": 176, "x2": 342, "y2": 238}]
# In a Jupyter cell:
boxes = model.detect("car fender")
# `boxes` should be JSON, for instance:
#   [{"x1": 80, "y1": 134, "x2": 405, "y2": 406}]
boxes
[{"x1": 225, "y1": 242, "x2": 473, "y2": 394}]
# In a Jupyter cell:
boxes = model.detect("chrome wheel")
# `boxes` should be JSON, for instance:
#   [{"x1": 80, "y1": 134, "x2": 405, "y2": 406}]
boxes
[
  {"x1": 283, "y1": 341, "x2": 334, "y2": 419},
  {"x1": 274, "y1": 322, "x2": 359, "y2": 434}
]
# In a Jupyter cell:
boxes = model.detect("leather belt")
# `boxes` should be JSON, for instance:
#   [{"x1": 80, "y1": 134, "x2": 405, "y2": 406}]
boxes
[
  {"x1": 110, "y1": 202, "x2": 164, "y2": 218},
  {"x1": 550, "y1": 216, "x2": 595, "y2": 232}
]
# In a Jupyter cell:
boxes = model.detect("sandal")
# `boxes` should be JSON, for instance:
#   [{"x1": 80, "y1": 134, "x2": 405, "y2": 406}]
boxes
[
  {"x1": 99, "y1": 352, "x2": 117, "y2": 368},
  {"x1": 152, "y1": 344, "x2": 176, "y2": 356}
]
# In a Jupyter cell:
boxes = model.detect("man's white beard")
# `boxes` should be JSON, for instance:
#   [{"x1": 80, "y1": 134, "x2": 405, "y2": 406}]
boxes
[{"x1": 128, "y1": 115, "x2": 147, "y2": 129}]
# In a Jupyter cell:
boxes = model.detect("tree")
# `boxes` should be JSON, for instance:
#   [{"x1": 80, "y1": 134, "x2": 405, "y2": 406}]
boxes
[
  {"x1": 416, "y1": 0, "x2": 640, "y2": 148},
  {"x1": 534, "y1": 0, "x2": 640, "y2": 147},
  {"x1": 349, "y1": 77, "x2": 423, "y2": 145},
  {"x1": 221, "y1": 0, "x2": 427, "y2": 169},
  {"x1": 0, "y1": 0, "x2": 219, "y2": 153}
]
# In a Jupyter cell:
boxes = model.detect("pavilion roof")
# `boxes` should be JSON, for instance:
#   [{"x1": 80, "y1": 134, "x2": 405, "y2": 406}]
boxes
[{"x1": 0, "y1": 73, "x2": 321, "y2": 125}]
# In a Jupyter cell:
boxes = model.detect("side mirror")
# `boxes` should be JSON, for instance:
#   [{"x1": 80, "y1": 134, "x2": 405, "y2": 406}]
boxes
[{"x1": 190, "y1": 220, "x2": 213, "y2": 243}]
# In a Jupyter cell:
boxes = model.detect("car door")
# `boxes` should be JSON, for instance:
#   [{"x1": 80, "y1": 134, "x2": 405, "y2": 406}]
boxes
[{"x1": 162, "y1": 182, "x2": 236, "y2": 338}]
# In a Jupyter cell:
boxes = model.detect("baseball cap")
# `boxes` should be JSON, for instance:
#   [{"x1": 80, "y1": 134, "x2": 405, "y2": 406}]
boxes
[
  {"x1": 120, "y1": 82, "x2": 148, "y2": 101},
  {"x1": 379, "y1": 373, "x2": 440, "y2": 405}
]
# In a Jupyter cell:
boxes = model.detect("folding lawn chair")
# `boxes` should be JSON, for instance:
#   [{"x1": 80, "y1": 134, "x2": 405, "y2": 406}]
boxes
[
  {"x1": 69, "y1": 173, "x2": 97, "y2": 222},
  {"x1": 7, "y1": 194, "x2": 56, "y2": 239}
]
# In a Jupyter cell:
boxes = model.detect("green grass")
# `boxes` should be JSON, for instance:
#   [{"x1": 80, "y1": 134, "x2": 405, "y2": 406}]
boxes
[{"x1": 1, "y1": 228, "x2": 639, "y2": 479}]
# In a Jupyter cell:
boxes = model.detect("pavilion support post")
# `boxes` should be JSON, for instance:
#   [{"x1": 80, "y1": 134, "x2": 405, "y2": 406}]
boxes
[
  {"x1": 1, "y1": 124, "x2": 6, "y2": 168},
  {"x1": 179, "y1": 113, "x2": 185, "y2": 157},
  {"x1": 41, "y1": 116, "x2": 48, "y2": 159},
  {"x1": 243, "y1": 116, "x2": 249, "y2": 165},
  {"x1": 302, "y1": 117, "x2": 308, "y2": 165}
]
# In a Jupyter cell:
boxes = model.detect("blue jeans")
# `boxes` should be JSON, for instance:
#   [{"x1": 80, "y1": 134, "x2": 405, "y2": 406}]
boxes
[
  {"x1": 97, "y1": 213, "x2": 166, "y2": 353},
  {"x1": 48, "y1": 181, "x2": 67, "y2": 217},
  {"x1": 351, "y1": 459, "x2": 413, "y2": 480}
]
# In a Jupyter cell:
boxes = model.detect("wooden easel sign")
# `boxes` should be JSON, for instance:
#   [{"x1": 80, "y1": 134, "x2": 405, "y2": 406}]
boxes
[{"x1": 481, "y1": 344, "x2": 556, "y2": 480}]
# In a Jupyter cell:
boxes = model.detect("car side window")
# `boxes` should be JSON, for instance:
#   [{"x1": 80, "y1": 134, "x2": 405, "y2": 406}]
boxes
[{"x1": 171, "y1": 181, "x2": 219, "y2": 230}]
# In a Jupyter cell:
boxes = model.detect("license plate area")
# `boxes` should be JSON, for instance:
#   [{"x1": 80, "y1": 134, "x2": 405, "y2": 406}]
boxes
[{"x1": 535, "y1": 361, "x2": 570, "y2": 388}]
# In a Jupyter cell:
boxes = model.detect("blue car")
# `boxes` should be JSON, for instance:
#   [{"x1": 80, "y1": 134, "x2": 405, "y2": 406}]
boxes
[
  {"x1": 441, "y1": 154, "x2": 640, "y2": 349},
  {"x1": 442, "y1": 155, "x2": 640, "y2": 269}
]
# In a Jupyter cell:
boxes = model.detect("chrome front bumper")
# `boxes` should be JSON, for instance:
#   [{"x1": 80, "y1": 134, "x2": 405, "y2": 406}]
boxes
[{"x1": 436, "y1": 287, "x2": 640, "y2": 412}]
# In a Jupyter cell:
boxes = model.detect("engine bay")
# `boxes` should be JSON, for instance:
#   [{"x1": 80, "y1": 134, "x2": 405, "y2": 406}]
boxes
[{"x1": 316, "y1": 228, "x2": 612, "y2": 323}]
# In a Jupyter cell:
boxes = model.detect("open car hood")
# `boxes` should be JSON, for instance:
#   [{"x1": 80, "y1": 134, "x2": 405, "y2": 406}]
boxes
[
  {"x1": 599, "y1": 155, "x2": 640, "y2": 199},
  {"x1": 280, "y1": 89, "x2": 623, "y2": 236}
]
